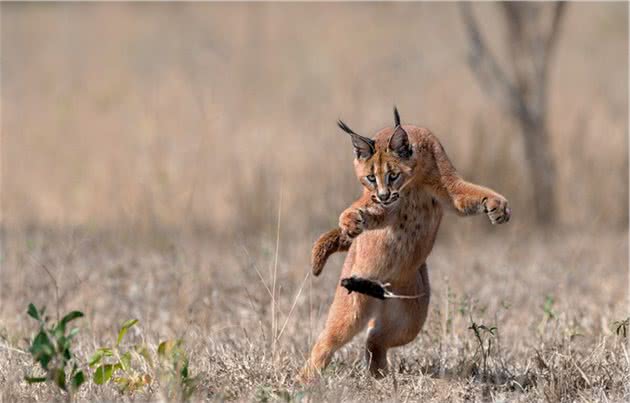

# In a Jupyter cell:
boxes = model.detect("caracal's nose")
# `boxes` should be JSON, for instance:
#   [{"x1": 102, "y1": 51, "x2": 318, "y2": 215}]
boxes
[{"x1": 377, "y1": 191, "x2": 391, "y2": 202}]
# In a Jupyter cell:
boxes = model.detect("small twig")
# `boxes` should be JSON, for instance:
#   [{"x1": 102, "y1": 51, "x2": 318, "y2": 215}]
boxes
[
  {"x1": 0, "y1": 342, "x2": 29, "y2": 356},
  {"x1": 571, "y1": 359, "x2": 592, "y2": 387},
  {"x1": 40, "y1": 263, "x2": 60, "y2": 322},
  {"x1": 621, "y1": 343, "x2": 629, "y2": 367},
  {"x1": 238, "y1": 244, "x2": 286, "y2": 318},
  {"x1": 275, "y1": 271, "x2": 310, "y2": 341},
  {"x1": 271, "y1": 186, "x2": 282, "y2": 361},
  {"x1": 440, "y1": 278, "x2": 449, "y2": 378}
]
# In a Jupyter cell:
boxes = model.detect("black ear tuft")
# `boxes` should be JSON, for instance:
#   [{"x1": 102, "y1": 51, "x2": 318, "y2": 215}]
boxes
[
  {"x1": 337, "y1": 119, "x2": 375, "y2": 159},
  {"x1": 337, "y1": 120, "x2": 356, "y2": 136},
  {"x1": 393, "y1": 106, "x2": 401, "y2": 127},
  {"x1": 388, "y1": 126, "x2": 412, "y2": 159}
]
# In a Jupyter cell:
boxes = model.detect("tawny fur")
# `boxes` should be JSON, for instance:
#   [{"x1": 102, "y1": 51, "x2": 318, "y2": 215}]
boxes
[
  {"x1": 300, "y1": 120, "x2": 510, "y2": 383},
  {"x1": 311, "y1": 228, "x2": 351, "y2": 276}
]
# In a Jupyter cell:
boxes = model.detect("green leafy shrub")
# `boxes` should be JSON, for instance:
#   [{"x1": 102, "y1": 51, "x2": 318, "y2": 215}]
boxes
[
  {"x1": 25, "y1": 303, "x2": 86, "y2": 394},
  {"x1": 88, "y1": 319, "x2": 197, "y2": 399},
  {"x1": 157, "y1": 339, "x2": 198, "y2": 401},
  {"x1": 24, "y1": 305, "x2": 198, "y2": 399},
  {"x1": 88, "y1": 319, "x2": 152, "y2": 392}
]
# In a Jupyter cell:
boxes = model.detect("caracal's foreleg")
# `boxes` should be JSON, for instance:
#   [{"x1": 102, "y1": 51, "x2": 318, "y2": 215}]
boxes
[
  {"x1": 430, "y1": 176, "x2": 511, "y2": 224},
  {"x1": 425, "y1": 137, "x2": 511, "y2": 224}
]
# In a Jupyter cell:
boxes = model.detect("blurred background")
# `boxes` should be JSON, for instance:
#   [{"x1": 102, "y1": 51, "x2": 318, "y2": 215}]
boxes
[
  {"x1": 2, "y1": 2, "x2": 627, "y2": 238},
  {"x1": 1, "y1": 4, "x2": 628, "y2": 401}
]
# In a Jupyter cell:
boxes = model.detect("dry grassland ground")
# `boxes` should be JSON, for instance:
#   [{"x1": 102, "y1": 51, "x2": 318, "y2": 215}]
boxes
[
  {"x1": 0, "y1": 228, "x2": 628, "y2": 401},
  {"x1": 0, "y1": 2, "x2": 629, "y2": 402}
]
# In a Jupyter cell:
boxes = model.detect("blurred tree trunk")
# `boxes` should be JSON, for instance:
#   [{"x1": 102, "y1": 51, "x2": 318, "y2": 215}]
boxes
[{"x1": 459, "y1": 2, "x2": 566, "y2": 225}]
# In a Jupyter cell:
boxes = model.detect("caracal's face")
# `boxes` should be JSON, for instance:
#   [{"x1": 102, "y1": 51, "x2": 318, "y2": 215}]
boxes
[
  {"x1": 354, "y1": 149, "x2": 414, "y2": 207},
  {"x1": 338, "y1": 111, "x2": 416, "y2": 208}
]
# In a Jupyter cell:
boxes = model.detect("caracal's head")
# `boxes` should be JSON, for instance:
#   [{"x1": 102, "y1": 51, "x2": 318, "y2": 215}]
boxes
[{"x1": 338, "y1": 108, "x2": 415, "y2": 208}]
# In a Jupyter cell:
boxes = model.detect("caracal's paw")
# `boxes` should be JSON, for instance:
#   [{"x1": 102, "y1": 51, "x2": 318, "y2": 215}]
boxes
[
  {"x1": 339, "y1": 208, "x2": 365, "y2": 238},
  {"x1": 483, "y1": 196, "x2": 511, "y2": 224},
  {"x1": 296, "y1": 365, "x2": 320, "y2": 385}
]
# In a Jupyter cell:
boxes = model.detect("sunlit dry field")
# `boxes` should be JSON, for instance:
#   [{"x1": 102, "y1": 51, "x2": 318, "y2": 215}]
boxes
[
  {"x1": 1, "y1": 2, "x2": 628, "y2": 402},
  {"x1": 1, "y1": 228, "x2": 628, "y2": 401}
]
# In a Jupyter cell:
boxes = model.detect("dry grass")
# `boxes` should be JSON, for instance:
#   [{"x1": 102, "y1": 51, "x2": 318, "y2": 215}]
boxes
[
  {"x1": 0, "y1": 2, "x2": 628, "y2": 402},
  {"x1": 0, "y1": 228, "x2": 628, "y2": 401}
]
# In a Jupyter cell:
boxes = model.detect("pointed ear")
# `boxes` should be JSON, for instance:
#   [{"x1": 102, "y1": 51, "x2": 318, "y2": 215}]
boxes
[
  {"x1": 337, "y1": 120, "x2": 375, "y2": 159},
  {"x1": 388, "y1": 126, "x2": 412, "y2": 159},
  {"x1": 350, "y1": 134, "x2": 375, "y2": 159}
]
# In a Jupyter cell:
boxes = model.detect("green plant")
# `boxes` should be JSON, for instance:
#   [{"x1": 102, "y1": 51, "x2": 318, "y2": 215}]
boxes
[
  {"x1": 537, "y1": 294, "x2": 557, "y2": 334},
  {"x1": 24, "y1": 303, "x2": 86, "y2": 394},
  {"x1": 255, "y1": 385, "x2": 291, "y2": 403},
  {"x1": 542, "y1": 295, "x2": 556, "y2": 320},
  {"x1": 88, "y1": 319, "x2": 196, "y2": 398},
  {"x1": 157, "y1": 339, "x2": 198, "y2": 401},
  {"x1": 89, "y1": 319, "x2": 152, "y2": 392},
  {"x1": 468, "y1": 319, "x2": 497, "y2": 381},
  {"x1": 613, "y1": 317, "x2": 629, "y2": 338}
]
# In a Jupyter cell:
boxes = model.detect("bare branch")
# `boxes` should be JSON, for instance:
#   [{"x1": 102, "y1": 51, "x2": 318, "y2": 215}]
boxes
[
  {"x1": 545, "y1": 2, "x2": 566, "y2": 59},
  {"x1": 458, "y1": 3, "x2": 528, "y2": 121},
  {"x1": 459, "y1": 2, "x2": 564, "y2": 223}
]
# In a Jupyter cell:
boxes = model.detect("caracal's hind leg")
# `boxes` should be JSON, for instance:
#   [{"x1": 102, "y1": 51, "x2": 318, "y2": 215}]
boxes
[
  {"x1": 300, "y1": 286, "x2": 374, "y2": 382},
  {"x1": 365, "y1": 263, "x2": 431, "y2": 378},
  {"x1": 365, "y1": 318, "x2": 389, "y2": 377}
]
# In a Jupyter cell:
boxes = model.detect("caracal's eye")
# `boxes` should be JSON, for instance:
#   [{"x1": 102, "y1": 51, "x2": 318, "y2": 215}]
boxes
[
  {"x1": 388, "y1": 172, "x2": 400, "y2": 183},
  {"x1": 366, "y1": 174, "x2": 376, "y2": 184}
]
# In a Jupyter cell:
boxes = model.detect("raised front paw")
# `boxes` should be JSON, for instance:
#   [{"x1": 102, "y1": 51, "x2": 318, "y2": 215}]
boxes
[
  {"x1": 483, "y1": 196, "x2": 511, "y2": 224},
  {"x1": 339, "y1": 208, "x2": 365, "y2": 238}
]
